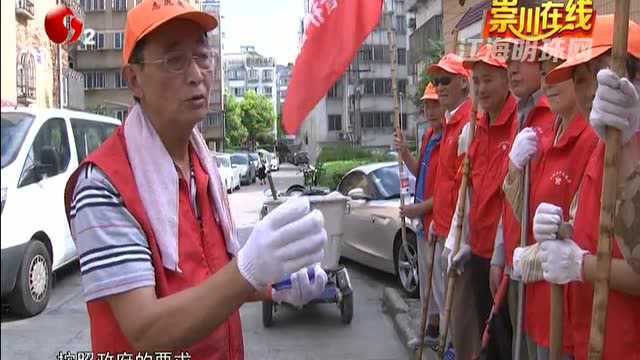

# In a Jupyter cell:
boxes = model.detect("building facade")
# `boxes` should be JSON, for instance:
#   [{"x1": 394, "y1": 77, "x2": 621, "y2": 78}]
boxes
[
  {"x1": 2, "y1": 0, "x2": 84, "y2": 110},
  {"x1": 224, "y1": 45, "x2": 278, "y2": 114},
  {"x1": 299, "y1": 0, "x2": 416, "y2": 163}
]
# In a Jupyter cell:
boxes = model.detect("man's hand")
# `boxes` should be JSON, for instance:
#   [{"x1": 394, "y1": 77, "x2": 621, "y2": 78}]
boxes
[
  {"x1": 394, "y1": 130, "x2": 409, "y2": 155},
  {"x1": 539, "y1": 240, "x2": 589, "y2": 284},
  {"x1": 533, "y1": 202, "x2": 563, "y2": 242},
  {"x1": 271, "y1": 264, "x2": 328, "y2": 307},
  {"x1": 489, "y1": 265, "x2": 503, "y2": 298},
  {"x1": 448, "y1": 243, "x2": 471, "y2": 275},
  {"x1": 400, "y1": 203, "x2": 425, "y2": 219},
  {"x1": 237, "y1": 197, "x2": 326, "y2": 291},
  {"x1": 590, "y1": 69, "x2": 640, "y2": 145},
  {"x1": 509, "y1": 127, "x2": 538, "y2": 170}
]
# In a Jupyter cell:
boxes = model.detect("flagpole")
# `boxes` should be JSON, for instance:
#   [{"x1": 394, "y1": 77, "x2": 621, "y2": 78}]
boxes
[{"x1": 386, "y1": 0, "x2": 413, "y2": 306}]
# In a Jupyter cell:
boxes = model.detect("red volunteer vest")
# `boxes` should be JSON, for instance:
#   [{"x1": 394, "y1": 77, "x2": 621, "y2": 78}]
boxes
[
  {"x1": 568, "y1": 141, "x2": 640, "y2": 360},
  {"x1": 417, "y1": 128, "x2": 441, "y2": 234},
  {"x1": 468, "y1": 95, "x2": 518, "y2": 259},
  {"x1": 432, "y1": 99, "x2": 472, "y2": 238},
  {"x1": 502, "y1": 96, "x2": 555, "y2": 267},
  {"x1": 523, "y1": 114, "x2": 599, "y2": 352},
  {"x1": 63, "y1": 127, "x2": 244, "y2": 359}
]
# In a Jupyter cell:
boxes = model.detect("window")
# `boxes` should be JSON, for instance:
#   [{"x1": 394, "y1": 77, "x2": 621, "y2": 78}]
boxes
[
  {"x1": 328, "y1": 115, "x2": 342, "y2": 131},
  {"x1": 19, "y1": 118, "x2": 71, "y2": 187},
  {"x1": 114, "y1": 32, "x2": 124, "y2": 49},
  {"x1": 114, "y1": 71, "x2": 127, "y2": 88},
  {"x1": 112, "y1": 0, "x2": 126, "y2": 11},
  {"x1": 82, "y1": 0, "x2": 105, "y2": 12},
  {"x1": 234, "y1": 87, "x2": 245, "y2": 97},
  {"x1": 85, "y1": 32, "x2": 105, "y2": 50},
  {"x1": 114, "y1": 110, "x2": 127, "y2": 122},
  {"x1": 327, "y1": 79, "x2": 343, "y2": 98},
  {"x1": 263, "y1": 86, "x2": 272, "y2": 96},
  {"x1": 397, "y1": 48, "x2": 407, "y2": 65},
  {"x1": 84, "y1": 71, "x2": 106, "y2": 89},
  {"x1": 360, "y1": 112, "x2": 405, "y2": 129},
  {"x1": 71, "y1": 119, "x2": 117, "y2": 162},
  {"x1": 396, "y1": 16, "x2": 406, "y2": 34},
  {"x1": 248, "y1": 69, "x2": 258, "y2": 81},
  {"x1": 262, "y1": 70, "x2": 273, "y2": 82},
  {"x1": 359, "y1": 45, "x2": 374, "y2": 63},
  {"x1": 16, "y1": 52, "x2": 36, "y2": 102}
]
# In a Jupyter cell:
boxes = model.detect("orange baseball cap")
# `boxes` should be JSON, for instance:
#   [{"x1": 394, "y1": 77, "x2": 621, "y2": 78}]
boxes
[
  {"x1": 545, "y1": 15, "x2": 640, "y2": 84},
  {"x1": 123, "y1": 0, "x2": 218, "y2": 64},
  {"x1": 427, "y1": 53, "x2": 471, "y2": 78},
  {"x1": 463, "y1": 44, "x2": 508, "y2": 69},
  {"x1": 421, "y1": 82, "x2": 438, "y2": 101}
]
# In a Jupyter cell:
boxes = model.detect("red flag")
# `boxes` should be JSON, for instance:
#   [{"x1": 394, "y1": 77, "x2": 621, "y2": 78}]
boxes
[{"x1": 283, "y1": 0, "x2": 384, "y2": 135}]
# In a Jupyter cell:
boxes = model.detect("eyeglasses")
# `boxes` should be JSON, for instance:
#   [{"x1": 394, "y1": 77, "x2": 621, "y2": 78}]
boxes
[
  {"x1": 133, "y1": 49, "x2": 215, "y2": 73},
  {"x1": 432, "y1": 76, "x2": 453, "y2": 86}
]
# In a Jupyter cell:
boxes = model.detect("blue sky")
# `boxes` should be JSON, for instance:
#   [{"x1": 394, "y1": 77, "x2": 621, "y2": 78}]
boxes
[{"x1": 221, "y1": 0, "x2": 305, "y2": 64}]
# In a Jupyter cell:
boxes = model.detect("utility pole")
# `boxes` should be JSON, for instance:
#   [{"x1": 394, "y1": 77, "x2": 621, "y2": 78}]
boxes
[{"x1": 354, "y1": 53, "x2": 362, "y2": 145}]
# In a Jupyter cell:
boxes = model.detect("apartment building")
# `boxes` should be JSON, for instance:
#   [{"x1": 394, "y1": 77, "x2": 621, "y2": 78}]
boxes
[
  {"x1": 224, "y1": 45, "x2": 278, "y2": 114},
  {"x1": 298, "y1": 0, "x2": 416, "y2": 163},
  {"x1": 1, "y1": 0, "x2": 84, "y2": 110}
]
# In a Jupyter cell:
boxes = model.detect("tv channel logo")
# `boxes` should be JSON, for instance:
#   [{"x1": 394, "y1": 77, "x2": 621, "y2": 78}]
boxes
[{"x1": 45, "y1": 5, "x2": 95, "y2": 46}]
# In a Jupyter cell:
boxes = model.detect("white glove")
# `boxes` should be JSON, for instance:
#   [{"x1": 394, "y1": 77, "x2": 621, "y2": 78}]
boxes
[
  {"x1": 590, "y1": 69, "x2": 640, "y2": 145},
  {"x1": 509, "y1": 127, "x2": 538, "y2": 170},
  {"x1": 539, "y1": 240, "x2": 589, "y2": 284},
  {"x1": 271, "y1": 263, "x2": 328, "y2": 307},
  {"x1": 237, "y1": 197, "x2": 326, "y2": 290},
  {"x1": 448, "y1": 243, "x2": 471, "y2": 275},
  {"x1": 457, "y1": 122, "x2": 472, "y2": 156},
  {"x1": 511, "y1": 246, "x2": 525, "y2": 281},
  {"x1": 533, "y1": 202, "x2": 563, "y2": 242}
]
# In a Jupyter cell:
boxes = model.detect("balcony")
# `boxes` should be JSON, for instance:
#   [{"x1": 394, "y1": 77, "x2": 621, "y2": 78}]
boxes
[
  {"x1": 17, "y1": 84, "x2": 35, "y2": 105},
  {"x1": 15, "y1": 0, "x2": 35, "y2": 20}
]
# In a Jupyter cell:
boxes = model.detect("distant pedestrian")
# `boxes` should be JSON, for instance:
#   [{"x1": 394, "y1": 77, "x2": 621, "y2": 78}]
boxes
[{"x1": 257, "y1": 162, "x2": 267, "y2": 185}]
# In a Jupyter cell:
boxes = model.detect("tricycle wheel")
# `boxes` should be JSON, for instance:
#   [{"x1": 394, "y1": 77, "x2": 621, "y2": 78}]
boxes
[
  {"x1": 340, "y1": 292, "x2": 353, "y2": 324},
  {"x1": 262, "y1": 301, "x2": 274, "y2": 327}
]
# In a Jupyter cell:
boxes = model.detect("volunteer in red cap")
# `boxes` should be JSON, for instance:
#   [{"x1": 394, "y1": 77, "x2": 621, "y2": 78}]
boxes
[
  {"x1": 529, "y1": 15, "x2": 640, "y2": 360},
  {"x1": 508, "y1": 39, "x2": 599, "y2": 359},
  {"x1": 491, "y1": 40, "x2": 557, "y2": 357},
  {"x1": 444, "y1": 44, "x2": 516, "y2": 360},
  {"x1": 63, "y1": 1, "x2": 327, "y2": 357},
  {"x1": 395, "y1": 82, "x2": 445, "y2": 341}
]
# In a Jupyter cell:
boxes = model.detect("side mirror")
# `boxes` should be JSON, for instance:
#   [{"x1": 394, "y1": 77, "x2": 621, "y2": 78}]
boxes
[{"x1": 348, "y1": 188, "x2": 369, "y2": 201}]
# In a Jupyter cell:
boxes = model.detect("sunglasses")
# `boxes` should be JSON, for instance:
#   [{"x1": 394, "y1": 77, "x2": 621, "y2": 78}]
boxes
[{"x1": 432, "y1": 76, "x2": 453, "y2": 86}]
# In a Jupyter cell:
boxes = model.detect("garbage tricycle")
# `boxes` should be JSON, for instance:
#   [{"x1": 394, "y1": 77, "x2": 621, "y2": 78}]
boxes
[{"x1": 260, "y1": 192, "x2": 353, "y2": 327}]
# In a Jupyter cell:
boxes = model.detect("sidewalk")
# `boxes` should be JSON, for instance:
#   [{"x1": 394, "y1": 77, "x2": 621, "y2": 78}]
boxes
[{"x1": 381, "y1": 287, "x2": 439, "y2": 360}]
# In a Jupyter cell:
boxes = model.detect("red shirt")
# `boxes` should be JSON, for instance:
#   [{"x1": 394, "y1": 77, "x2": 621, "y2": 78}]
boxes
[
  {"x1": 468, "y1": 95, "x2": 518, "y2": 259},
  {"x1": 523, "y1": 114, "x2": 599, "y2": 352},
  {"x1": 568, "y1": 141, "x2": 640, "y2": 360},
  {"x1": 503, "y1": 96, "x2": 555, "y2": 266},
  {"x1": 432, "y1": 99, "x2": 472, "y2": 237},
  {"x1": 417, "y1": 128, "x2": 441, "y2": 234}
]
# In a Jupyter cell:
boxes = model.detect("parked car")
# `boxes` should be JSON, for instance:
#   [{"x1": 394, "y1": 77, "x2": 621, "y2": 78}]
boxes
[
  {"x1": 230, "y1": 153, "x2": 255, "y2": 185},
  {"x1": 292, "y1": 151, "x2": 309, "y2": 166},
  {"x1": 213, "y1": 153, "x2": 240, "y2": 193},
  {"x1": 248, "y1": 153, "x2": 261, "y2": 172},
  {"x1": 336, "y1": 162, "x2": 420, "y2": 297},
  {"x1": 1, "y1": 107, "x2": 120, "y2": 316}
]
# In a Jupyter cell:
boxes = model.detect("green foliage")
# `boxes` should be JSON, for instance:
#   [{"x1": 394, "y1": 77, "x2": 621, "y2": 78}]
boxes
[
  {"x1": 318, "y1": 144, "x2": 394, "y2": 163},
  {"x1": 317, "y1": 160, "x2": 373, "y2": 190},
  {"x1": 411, "y1": 39, "x2": 445, "y2": 109},
  {"x1": 224, "y1": 96, "x2": 248, "y2": 148},
  {"x1": 239, "y1": 90, "x2": 276, "y2": 151}
]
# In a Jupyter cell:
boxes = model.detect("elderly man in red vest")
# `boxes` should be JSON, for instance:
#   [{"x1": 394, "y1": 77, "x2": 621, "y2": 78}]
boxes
[{"x1": 63, "y1": 1, "x2": 327, "y2": 358}]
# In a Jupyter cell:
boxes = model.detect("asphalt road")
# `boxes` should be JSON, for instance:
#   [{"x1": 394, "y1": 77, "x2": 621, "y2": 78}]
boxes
[{"x1": 1, "y1": 164, "x2": 407, "y2": 360}]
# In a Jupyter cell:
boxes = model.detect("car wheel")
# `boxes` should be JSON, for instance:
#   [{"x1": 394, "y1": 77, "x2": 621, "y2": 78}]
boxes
[
  {"x1": 340, "y1": 292, "x2": 354, "y2": 325},
  {"x1": 394, "y1": 232, "x2": 419, "y2": 298},
  {"x1": 226, "y1": 181, "x2": 231, "y2": 194},
  {"x1": 9, "y1": 240, "x2": 52, "y2": 316}
]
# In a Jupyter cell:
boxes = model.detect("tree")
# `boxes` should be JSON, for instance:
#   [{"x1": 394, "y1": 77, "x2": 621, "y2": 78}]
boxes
[
  {"x1": 411, "y1": 39, "x2": 445, "y2": 109},
  {"x1": 239, "y1": 90, "x2": 275, "y2": 151},
  {"x1": 224, "y1": 95, "x2": 248, "y2": 148}
]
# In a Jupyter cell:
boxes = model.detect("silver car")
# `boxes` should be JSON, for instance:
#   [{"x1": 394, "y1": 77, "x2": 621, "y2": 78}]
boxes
[{"x1": 337, "y1": 162, "x2": 420, "y2": 297}]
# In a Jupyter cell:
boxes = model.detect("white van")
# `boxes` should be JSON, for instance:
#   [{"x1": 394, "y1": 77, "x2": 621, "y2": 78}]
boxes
[
  {"x1": 1, "y1": 107, "x2": 120, "y2": 316},
  {"x1": 211, "y1": 152, "x2": 240, "y2": 193}
]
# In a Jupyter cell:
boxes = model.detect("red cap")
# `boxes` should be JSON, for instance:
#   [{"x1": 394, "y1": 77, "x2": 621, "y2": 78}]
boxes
[
  {"x1": 463, "y1": 44, "x2": 508, "y2": 69},
  {"x1": 546, "y1": 15, "x2": 640, "y2": 84},
  {"x1": 421, "y1": 82, "x2": 438, "y2": 101},
  {"x1": 428, "y1": 53, "x2": 471, "y2": 78},
  {"x1": 123, "y1": 0, "x2": 218, "y2": 64}
]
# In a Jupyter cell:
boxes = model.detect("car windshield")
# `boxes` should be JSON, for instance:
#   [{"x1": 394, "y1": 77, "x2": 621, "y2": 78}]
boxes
[
  {"x1": 1, "y1": 112, "x2": 34, "y2": 169},
  {"x1": 231, "y1": 154, "x2": 248, "y2": 165},
  {"x1": 370, "y1": 165, "x2": 415, "y2": 199},
  {"x1": 249, "y1": 154, "x2": 259, "y2": 161}
]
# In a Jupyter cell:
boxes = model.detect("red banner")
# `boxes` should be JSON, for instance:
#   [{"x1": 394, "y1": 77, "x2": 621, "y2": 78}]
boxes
[{"x1": 283, "y1": 0, "x2": 384, "y2": 135}]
